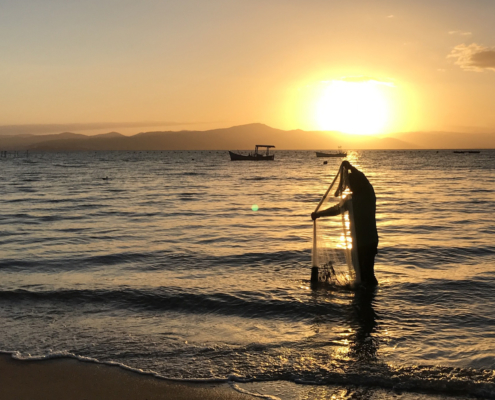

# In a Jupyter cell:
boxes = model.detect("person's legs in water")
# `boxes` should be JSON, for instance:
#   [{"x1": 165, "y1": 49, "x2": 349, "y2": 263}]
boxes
[{"x1": 357, "y1": 244, "x2": 378, "y2": 286}]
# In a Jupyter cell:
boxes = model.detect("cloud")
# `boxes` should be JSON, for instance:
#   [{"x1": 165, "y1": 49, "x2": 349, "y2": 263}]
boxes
[
  {"x1": 387, "y1": 15, "x2": 394, "y2": 18},
  {"x1": 448, "y1": 30, "x2": 472, "y2": 36},
  {"x1": 448, "y1": 43, "x2": 495, "y2": 71}
]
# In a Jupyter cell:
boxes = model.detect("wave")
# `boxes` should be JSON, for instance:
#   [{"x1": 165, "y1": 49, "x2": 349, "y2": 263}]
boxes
[
  {"x1": 289, "y1": 363, "x2": 495, "y2": 399},
  {"x1": 179, "y1": 172, "x2": 207, "y2": 176},
  {"x1": 0, "y1": 251, "x2": 156, "y2": 271},
  {"x1": 0, "y1": 248, "x2": 311, "y2": 272},
  {"x1": 52, "y1": 163, "x2": 86, "y2": 168},
  {"x1": 2, "y1": 350, "x2": 494, "y2": 398},
  {"x1": 0, "y1": 287, "x2": 343, "y2": 320},
  {"x1": 378, "y1": 245, "x2": 495, "y2": 266},
  {"x1": 243, "y1": 177, "x2": 274, "y2": 181}
]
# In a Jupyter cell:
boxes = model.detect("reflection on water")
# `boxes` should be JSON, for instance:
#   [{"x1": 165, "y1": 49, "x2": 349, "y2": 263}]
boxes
[
  {"x1": 310, "y1": 283, "x2": 378, "y2": 364},
  {"x1": 347, "y1": 288, "x2": 378, "y2": 363}
]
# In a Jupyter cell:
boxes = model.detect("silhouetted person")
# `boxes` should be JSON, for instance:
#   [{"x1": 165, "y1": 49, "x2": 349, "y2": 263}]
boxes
[{"x1": 312, "y1": 161, "x2": 379, "y2": 286}]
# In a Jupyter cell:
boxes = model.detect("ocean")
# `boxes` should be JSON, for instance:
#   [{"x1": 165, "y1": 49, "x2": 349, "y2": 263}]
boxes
[{"x1": 1, "y1": 150, "x2": 494, "y2": 399}]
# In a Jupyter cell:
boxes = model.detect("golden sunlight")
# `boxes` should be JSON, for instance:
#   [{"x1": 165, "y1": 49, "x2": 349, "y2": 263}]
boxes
[{"x1": 315, "y1": 79, "x2": 392, "y2": 135}]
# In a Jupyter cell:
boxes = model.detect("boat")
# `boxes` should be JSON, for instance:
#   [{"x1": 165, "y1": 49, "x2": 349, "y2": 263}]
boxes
[
  {"x1": 315, "y1": 147, "x2": 347, "y2": 157},
  {"x1": 229, "y1": 145, "x2": 275, "y2": 161}
]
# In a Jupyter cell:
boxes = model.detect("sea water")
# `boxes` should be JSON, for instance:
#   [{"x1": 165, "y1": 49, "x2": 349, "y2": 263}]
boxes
[{"x1": 0, "y1": 150, "x2": 494, "y2": 399}]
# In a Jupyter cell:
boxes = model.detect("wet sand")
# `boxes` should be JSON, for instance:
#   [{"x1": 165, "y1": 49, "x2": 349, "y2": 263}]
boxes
[{"x1": 0, "y1": 354, "x2": 253, "y2": 400}]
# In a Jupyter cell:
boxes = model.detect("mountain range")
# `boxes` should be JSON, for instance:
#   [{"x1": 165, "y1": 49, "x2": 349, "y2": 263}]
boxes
[{"x1": 0, "y1": 123, "x2": 493, "y2": 151}]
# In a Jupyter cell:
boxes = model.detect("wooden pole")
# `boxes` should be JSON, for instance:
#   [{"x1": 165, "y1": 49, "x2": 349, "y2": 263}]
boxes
[
  {"x1": 311, "y1": 220, "x2": 319, "y2": 282},
  {"x1": 312, "y1": 220, "x2": 317, "y2": 267},
  {"x1": 313, "y1": 165, "x2": 342, "y2": 213}
]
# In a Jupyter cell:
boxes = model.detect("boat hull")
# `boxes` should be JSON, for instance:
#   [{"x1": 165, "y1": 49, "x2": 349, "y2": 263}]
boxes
[
  {"x1": 315, "y1": 152, "x2": 347, "y2": 157},
  {"x1": 229, "y1": 151, "x2": 274, "y2": 161}
]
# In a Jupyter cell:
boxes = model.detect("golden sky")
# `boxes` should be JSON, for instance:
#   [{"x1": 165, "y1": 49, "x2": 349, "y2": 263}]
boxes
[{"x1": 1, "y1": 0, "x2": 495, "y2": 136}]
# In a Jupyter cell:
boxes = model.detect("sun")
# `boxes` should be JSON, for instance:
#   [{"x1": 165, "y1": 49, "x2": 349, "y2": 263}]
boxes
[{"x1": 315, "y1": 79, "x2": 391, "y2": 135}]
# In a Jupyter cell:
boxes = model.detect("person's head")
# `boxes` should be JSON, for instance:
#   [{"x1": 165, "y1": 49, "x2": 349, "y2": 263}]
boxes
[
  {"x1": 334, "y1": 161, "x2": 351, "y2": 196},
  {"x1": 347, "y1": 164, "x2": 367, "y2": 195},
  {"x1": 341, "y1": 160, "x2": 351, "y2": 170}
]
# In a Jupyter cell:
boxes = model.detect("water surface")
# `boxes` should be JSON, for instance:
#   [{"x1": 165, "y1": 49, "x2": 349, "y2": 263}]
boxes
[{"x1": 1, "y1": 150, "x2": 494, "y2": 399}]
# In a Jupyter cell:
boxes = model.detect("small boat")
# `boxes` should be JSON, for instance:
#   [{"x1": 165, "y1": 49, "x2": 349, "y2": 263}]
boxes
[
  {"x1": 229, "y1": 145, "x2": 275, "y2": 161},
  {"x1": 316, "y1": 147, "x2": 347, "y2": 157}
]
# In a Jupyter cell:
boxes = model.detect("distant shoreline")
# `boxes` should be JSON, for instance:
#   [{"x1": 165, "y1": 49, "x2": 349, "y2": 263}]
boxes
[
  {"x1": 1, "y1": 123, "x2": 494, "y2": 151},
  {"x1": 0, "y1": 149, "x2": 493, "y2": 154}
]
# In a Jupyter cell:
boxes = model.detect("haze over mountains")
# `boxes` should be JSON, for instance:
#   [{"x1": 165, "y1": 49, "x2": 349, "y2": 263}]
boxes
[{"x1": 0, "y1": 123, "x2": 493, "y2": 151}]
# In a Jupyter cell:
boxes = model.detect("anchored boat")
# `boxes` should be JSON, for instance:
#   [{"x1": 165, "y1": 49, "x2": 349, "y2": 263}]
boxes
[
  {"x1": 315, "y1": 147, "x2": 347, "y2": 158},
  {"x1": 229, "y1": 145, "x2": 275, "y2": 161}
]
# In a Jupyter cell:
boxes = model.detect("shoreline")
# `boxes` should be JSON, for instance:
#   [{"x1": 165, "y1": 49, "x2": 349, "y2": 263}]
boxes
[{"x1": 0, "y1": 354, "x2": 254, "y2": 400}]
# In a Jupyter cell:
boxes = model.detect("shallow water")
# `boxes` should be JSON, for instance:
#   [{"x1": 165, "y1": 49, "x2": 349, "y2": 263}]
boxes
[{"x1": 0, "y1": 150, "x2": 494, "y2": 399}]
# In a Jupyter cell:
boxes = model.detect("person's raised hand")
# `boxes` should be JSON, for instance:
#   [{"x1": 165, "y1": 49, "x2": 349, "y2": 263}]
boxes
[{"x1": 311, "y1": 212, "x2": 319, "y2": 221}]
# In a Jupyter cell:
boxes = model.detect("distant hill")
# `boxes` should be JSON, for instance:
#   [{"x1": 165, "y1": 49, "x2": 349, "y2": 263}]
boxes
[
  {"x1": 94, "y1": 131, "x2": 126, "y2": 138},
  {"x1": 0, "y1": 123, "x2": 493, "y2": 150}
]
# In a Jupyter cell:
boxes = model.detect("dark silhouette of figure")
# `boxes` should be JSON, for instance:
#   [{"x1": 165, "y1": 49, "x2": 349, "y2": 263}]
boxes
[
  {"x1": 348, "y1": 287, "x2": 378, "y2": 363},
  {"x1": 312, "y1": 161, "x2": 379, "y2": 286}
]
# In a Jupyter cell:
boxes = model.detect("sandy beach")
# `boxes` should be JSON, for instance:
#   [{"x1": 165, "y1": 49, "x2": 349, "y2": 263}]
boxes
[{"x1": 0, "y1": 354, "x2": 253, "y2": 400}]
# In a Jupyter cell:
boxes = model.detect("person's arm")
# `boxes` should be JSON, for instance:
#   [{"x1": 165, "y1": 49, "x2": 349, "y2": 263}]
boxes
[{"x1": 311, "y1": 199, "x2": 348, "y2": 220}]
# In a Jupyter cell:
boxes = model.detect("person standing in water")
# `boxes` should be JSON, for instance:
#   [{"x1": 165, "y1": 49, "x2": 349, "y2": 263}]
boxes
[{"x1": 311, "y1": 161, "x2": 379, "y2": 286}]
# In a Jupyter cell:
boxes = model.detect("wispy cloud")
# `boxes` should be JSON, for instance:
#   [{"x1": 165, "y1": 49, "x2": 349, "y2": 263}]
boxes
[
  {"x1": 387, "y1": 15, "x2": 394, "y2": 18},
  {"x1": 448, "y1": 43, "x2": 495, "y2": 72},
  {"x1": 448, "y1": 30, "x2": 472, "y2": 36}
]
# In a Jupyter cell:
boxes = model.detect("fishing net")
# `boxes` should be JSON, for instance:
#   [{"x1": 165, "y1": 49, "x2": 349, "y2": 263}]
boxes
[{"x1": 311, "y1": 163, "x2": 357, "y2": 285}]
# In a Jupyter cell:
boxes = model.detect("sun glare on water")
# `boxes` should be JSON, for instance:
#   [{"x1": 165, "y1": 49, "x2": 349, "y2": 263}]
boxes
[{"x1": 315, "y1": 79, "x2": 392, "y2": 135}]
